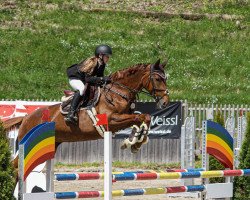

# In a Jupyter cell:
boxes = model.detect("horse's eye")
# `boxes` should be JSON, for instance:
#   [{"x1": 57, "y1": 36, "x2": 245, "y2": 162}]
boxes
[{"x1": 156, "y1": 78, "x2": 161, "y2": 82}]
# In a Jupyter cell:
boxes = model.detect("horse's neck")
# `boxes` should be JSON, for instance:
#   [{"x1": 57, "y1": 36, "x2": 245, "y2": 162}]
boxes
[{"x1": 117, "y1": 71, "x2": 144, "y2": 93}]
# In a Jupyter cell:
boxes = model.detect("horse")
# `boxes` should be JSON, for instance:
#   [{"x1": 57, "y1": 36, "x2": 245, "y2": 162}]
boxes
[{"x1": 3, "y1": 59, "x2": 170, "y2": 170}]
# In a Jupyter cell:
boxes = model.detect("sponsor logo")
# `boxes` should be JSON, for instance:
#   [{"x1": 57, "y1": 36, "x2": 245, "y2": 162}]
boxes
[
  {"x1": 151, "y1": 115, "x2": 178, "y2": 126},
  {"x1": 149, "y1": 130, "x2": 172, "y2": 134}
]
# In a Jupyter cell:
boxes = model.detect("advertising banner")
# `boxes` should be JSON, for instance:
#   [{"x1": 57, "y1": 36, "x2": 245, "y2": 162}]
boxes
[{"x1": 115, "y1": 101, "x2": 182, "y2": 139}]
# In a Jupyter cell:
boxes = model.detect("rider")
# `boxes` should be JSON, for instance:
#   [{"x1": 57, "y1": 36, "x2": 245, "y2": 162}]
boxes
[{"x1": 65, "y1": 44, "x2": 112, "y2": 124}]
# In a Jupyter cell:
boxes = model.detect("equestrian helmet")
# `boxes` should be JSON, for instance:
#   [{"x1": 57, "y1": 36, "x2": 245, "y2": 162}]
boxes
[{"x1": 95, "y1": 45, "x2": 112, "y2": 56}]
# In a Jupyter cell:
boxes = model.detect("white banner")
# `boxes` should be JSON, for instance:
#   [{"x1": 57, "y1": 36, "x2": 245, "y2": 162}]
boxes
[{"x1": 0, "y1": 100, "x2": 60, "y2": 121}]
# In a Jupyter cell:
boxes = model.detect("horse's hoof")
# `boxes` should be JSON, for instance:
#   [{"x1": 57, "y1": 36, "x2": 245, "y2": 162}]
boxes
[
  {"x1": 131, "y1": 145, "x2": 139, "y2": 153},
  {"x1": 121, "y1": 144, "x2": 127, "y2": 149}
]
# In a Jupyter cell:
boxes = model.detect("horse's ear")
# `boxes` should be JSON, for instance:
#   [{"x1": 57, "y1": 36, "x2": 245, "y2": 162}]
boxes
[
  {"x1": 155, "y1": 59, "x2": 160, "y2": 67},
  {"x1": 161, "y1": 59, "x2": 168, "y2": 68}
]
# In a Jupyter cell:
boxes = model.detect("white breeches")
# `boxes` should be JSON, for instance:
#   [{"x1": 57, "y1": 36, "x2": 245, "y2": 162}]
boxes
[{"x1": 69, "y1": 79, "x2": 85, "y2": 96}]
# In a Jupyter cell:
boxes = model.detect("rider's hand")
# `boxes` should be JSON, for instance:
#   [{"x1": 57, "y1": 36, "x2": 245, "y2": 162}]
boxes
[{"x1": 102, "y1": 76, "x2": 112, "y2": 84}]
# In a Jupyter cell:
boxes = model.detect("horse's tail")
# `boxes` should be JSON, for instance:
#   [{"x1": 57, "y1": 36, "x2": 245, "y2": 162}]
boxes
[{"x1": 2, "y1": 116, "x2": 24, "y2": 130}]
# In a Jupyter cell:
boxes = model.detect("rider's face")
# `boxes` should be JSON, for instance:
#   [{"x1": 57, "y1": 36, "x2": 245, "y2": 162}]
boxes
[{"x1": 102, "y1": 55, "x2": 110, "y2": 64}]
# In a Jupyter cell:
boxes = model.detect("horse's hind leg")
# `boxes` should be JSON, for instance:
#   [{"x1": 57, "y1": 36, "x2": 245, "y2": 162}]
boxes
[{"x1": 109, "y1": 113, "x2": 151, "y2": 153}]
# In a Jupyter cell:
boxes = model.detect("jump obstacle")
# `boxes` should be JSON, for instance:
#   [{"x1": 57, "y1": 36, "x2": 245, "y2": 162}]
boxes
[
  {"x1": 55, "y1": 169, "x2": 250, "y2": 182},
  {"x1": 18, "y1": 122, "x2": 55, "y2": 200},
  {"x1": 18, "y1": 119, "x2": 249, "y2": 200},
  {"x1": 54, "y1": 185, "x2": 206, "y2": 199},
  {"x1": 54, "y1": 168, "x2": 205, "y2": 181}
]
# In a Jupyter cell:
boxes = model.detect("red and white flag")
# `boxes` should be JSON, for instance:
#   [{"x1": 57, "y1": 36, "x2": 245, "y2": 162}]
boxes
[{"x1": 96, "y1": 113, "x2": 109, "y2": 131}]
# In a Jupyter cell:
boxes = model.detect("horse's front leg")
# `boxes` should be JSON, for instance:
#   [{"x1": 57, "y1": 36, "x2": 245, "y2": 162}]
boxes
[{"x1": 109, "y1": 113, "x2": 151, "y2": 153}]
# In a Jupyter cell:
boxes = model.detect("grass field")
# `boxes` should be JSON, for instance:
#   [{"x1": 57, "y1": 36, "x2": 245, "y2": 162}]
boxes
[{"x1": 0, "y1": 1, "x2": 249, "y2": 104}]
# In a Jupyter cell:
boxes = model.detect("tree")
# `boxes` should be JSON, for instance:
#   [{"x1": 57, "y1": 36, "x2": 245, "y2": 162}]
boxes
[
  {"x1": 233, "y1": 112, "x2": 250, "y2": 199},
  {"x1": 0, "y1": 122, "x2": 15, "y2": 200}
]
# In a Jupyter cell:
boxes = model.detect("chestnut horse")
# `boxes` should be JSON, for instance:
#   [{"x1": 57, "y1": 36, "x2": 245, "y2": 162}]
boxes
[{"x1": 4, "y1": 59, "x2": 170, "y2": 169}]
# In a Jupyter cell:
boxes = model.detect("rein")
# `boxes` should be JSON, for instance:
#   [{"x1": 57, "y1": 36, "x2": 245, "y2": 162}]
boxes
[{"x1": 103, "y1": 65, "x2": 168, "y2": 104}]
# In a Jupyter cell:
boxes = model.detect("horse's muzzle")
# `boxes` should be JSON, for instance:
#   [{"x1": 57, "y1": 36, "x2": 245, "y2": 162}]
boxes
[{"x1": 156, "y1": 97, "x2": 169, "y2": 109}]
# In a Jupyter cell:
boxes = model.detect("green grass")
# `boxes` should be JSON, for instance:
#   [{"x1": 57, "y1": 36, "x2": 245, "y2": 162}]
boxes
[{"x1": 0, "y1": 1, "x2": 249, "y2": 104}]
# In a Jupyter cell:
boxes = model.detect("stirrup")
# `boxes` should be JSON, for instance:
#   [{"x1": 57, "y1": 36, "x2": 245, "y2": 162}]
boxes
[{"x1": 65, "y1": 114, "x2": 78, "y2": 124}]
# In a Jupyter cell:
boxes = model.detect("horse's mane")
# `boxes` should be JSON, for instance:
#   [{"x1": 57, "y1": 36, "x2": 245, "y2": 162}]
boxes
[{"x1": 111, "y1": 63, "x2": 149, "y2": 81}]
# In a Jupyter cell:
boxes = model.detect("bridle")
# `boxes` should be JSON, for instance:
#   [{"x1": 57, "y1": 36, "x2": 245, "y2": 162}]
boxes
[
  {"x1": 103, "y1": 64, "x2": 169, "y2": 104},
  {"x1": 146, "y1": 64, "x2": 169, "y2": 102}
]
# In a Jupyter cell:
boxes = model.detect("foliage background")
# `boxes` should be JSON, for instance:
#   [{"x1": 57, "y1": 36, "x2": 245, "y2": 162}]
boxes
[
  {"x1": 233, "y1": 112, "x2": 250, "y2": 199},
  {"x1": 0, "y1": 1, "x2": 249, "y2": 104},
  {"x1": 0, "y1": 122, "x2": 15, "y2": 200}
]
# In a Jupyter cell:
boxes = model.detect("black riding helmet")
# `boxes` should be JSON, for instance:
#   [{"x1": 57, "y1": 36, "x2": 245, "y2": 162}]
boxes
[{"x1": 95, "y1": 45, "x2": 112, "y2": 56}]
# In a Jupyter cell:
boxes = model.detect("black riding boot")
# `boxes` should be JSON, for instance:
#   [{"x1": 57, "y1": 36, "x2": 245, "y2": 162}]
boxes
[{"x1": 65, "y1": 91, "x2": 82, "y2": 124}]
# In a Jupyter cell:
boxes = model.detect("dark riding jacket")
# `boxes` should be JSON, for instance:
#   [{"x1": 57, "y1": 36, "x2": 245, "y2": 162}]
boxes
[{"x1": 67, "y1": 56, "x2": 106, "y2": 84}]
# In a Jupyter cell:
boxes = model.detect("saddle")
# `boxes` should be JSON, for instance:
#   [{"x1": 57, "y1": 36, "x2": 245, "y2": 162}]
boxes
[{"x1": 60, "y1": 86, "x2": 101, "y2": 115}]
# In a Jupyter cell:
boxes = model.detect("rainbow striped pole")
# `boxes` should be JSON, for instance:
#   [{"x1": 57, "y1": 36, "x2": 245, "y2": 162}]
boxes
[
  {"x1": 113, "y1": 169, "x2": 250, "y2": 181},
  {"x1": 55, "y1": 185, "x2": 205, "y2": 199},
  {"x1": 55, "y1": 169, "x2": 250, "y2": 182},
  {"x1": 55, "y1": 168, "x2": 205, "y2": 181}
]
